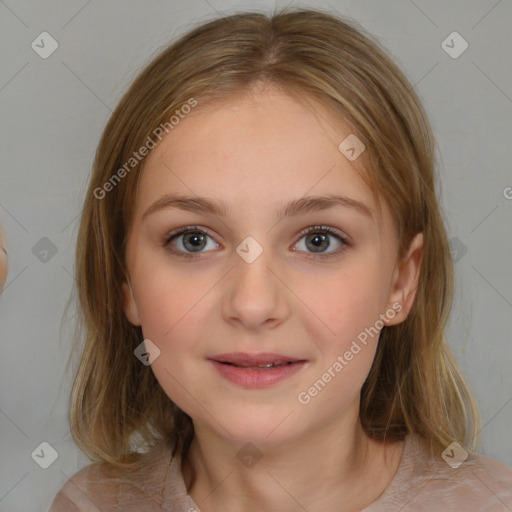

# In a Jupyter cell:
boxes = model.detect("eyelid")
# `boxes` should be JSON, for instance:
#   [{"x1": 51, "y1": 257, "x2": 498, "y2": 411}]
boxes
[
  {"x1": 294, "y1": 225, "x2": 351, "y2": 245},
  {"x1": 163, "y1": 225, "x2": 350, "y2": 244},
  {"x1": 291, "y1": 225, "x2": 350, "y2": 261},
  {"x1": 163, "y1": 224, "x2": 351, "y2": 260},
  {"x1": 163, "y1": 225, "x2": 212, "y2": 245}
]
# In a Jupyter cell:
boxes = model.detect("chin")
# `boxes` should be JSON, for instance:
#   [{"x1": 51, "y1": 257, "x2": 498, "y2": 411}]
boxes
[{"x1": 209, "y1": 408, "x2": 303, "y2": 449}]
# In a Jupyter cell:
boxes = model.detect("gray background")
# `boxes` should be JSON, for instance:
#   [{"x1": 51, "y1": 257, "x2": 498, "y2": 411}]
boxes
[{"x1": 0, "y1": 0, "x2": 511, "y2": 510}]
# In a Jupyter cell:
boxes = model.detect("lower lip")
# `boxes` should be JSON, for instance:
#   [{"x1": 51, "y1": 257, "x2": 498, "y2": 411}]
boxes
[{"x1": 208, "y1": 360, "x2": 307, "y2": 388}]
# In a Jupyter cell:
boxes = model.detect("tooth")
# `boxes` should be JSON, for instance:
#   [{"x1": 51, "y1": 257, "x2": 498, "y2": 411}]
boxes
[{"x1": 257, "y1": 363, "x2": 274, "y2": 368}]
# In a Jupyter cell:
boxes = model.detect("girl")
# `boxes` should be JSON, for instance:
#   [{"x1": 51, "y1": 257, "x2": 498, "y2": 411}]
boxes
[{"x1": 50, "y1": 8, "x2": 512, "y2": 511}]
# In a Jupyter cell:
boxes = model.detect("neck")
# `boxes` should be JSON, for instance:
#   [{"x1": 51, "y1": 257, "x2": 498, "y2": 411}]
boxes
[{"x1": 181, "y1": 412, "x2": 404, "y2": 512}]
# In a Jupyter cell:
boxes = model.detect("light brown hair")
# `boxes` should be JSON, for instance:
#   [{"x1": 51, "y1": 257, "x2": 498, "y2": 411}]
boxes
[{"x1": 70, "y1": 7, "x2": 480, "y2": 468}]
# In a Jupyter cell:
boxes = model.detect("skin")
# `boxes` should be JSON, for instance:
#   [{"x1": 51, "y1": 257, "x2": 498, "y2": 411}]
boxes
[
  {"x1": 0, "y1": 220, "x2": 7, "y2": 292},
  {"x1": 122, "y1": 86, "x2": 423, "y2": 512}
]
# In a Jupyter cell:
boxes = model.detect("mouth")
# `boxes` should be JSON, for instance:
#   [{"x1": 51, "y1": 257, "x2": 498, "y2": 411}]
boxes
[
  {"x1": 207, "y1": 352, "x2": 308, "y2": 388},
  {"x1": 208, "y1": 352, "x2": 307, "y2": 368},
  {"x1": 215, "y1": 361, "x2": 299, "y2": 369}
]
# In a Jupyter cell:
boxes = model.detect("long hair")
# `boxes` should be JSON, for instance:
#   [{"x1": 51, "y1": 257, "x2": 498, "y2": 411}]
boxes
[{"x1": 70, "y1": 7, "x2": 479, "y2": 468}]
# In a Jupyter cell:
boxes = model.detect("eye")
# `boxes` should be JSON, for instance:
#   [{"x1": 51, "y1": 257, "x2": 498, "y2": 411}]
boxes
[
  {"x1": 164, "y1": 226, "x2": 219, "y2": 259},
  {"x1": 293, "y1": 225, "x2": 349, "y2": 260},
  {"x1": 163, "y1": 224, "x2": 350, "y2": 260}
]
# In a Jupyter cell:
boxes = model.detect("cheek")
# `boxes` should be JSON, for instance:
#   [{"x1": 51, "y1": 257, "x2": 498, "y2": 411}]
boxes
[
  {"x1": 294, "y1": 267, "x2": 388, "y2": 409},
  {"x1": 131, "y1": 250, "x2": 211, "y2": 339},
  {"x1": 131, "y1": 265, "x2": 210, "y2": 413},
  {"x1": 301, "y1": 261, "x2": 390, "y2": 347}
]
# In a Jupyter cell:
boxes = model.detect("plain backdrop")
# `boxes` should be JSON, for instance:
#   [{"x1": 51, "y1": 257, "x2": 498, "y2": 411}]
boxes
[{"x1": 0, "y1": 0, "x2": 511, "y2": 510}]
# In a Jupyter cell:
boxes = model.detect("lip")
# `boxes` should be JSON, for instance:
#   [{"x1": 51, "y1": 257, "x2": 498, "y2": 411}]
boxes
[
  {"x1": 208, "y1": 352, "x2": 308, "y2": 388},
  {"x1": 210, "y1": 352, "x2": 304, "y2": 366}
]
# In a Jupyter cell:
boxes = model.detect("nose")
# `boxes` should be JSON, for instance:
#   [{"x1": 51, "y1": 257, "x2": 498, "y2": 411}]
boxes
[{"x1": 221, "y1": 241, "x2": 290, "y2": 331}]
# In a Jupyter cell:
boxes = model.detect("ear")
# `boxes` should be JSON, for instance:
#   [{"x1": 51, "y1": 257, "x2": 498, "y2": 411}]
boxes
[
  {"x1": 122, "y1": 280, "x2": 142, "y2": 326},
  {"x1": 384, "y1": 232, "x2": 423, "y2": 326}
]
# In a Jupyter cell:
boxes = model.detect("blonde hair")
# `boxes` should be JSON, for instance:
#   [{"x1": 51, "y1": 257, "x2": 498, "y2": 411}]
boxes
[{"x1": 70, "y1": 7, "x2": 480, "y2": 468}]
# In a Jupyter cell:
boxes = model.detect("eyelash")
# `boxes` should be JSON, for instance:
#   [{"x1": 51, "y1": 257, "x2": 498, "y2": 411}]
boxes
[{"x1": 162, "y1": 225, "x2": 350, "y2": 261}]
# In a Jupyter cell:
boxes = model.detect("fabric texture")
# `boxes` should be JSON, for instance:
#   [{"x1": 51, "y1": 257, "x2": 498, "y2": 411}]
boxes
[{"x1": 49, "y1": 433, "x2": 512, "y2": 511}]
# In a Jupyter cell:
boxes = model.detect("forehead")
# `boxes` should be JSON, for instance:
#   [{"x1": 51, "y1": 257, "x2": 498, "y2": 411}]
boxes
[{"x1": 134, "y1": 88, "x2": 385, "y2": 228}]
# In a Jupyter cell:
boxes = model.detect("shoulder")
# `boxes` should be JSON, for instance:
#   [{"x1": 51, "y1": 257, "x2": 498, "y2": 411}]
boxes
[
  {"x1": 48, "y1": 442, "x2": 176, "y2": 512},
  {"x1": 383, "y1": 435, "x2": 512, "y2": 510},
  {"x1": 49, "y1": 462, "x2": 111, "y2": 512},
  {"x1": 428, "y1": 451, "x2": 512, "y2": 506}
]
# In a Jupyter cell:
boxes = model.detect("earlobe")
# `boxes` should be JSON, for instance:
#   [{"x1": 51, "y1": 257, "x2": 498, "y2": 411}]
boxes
[
  {"x1": 385, "y1": 232, "x2": 424, "y2": 326},
  {"x1": 122, "y1": 280, "x2": 142, "y2": 326}
]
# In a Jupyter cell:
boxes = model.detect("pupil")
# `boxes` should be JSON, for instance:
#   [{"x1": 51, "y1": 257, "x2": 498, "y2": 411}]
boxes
[
  {"x1": 184, "y1": 233, "x2": 206, "y2": 252},
  {"x1": 307, "y1": 233, "x2": 329, "y2": 253}
]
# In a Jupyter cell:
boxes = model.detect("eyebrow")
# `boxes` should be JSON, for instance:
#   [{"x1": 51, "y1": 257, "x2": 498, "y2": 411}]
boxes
[{"x1": 142, "y1": 193, "x2": 374, "y2": 221}]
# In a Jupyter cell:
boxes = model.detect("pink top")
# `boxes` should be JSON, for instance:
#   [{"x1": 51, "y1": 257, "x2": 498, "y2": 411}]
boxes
[{"x1": 49, "y1": 434, "x2": 512, "y2": 511}]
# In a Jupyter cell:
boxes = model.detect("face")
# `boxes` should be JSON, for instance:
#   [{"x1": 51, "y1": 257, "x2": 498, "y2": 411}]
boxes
[
  {"x1": 0, "y1": 220, "x2": 7, "y2": 292},
  {"x1": 123, "y1": 88, "x2": 422, "y2": 448}
]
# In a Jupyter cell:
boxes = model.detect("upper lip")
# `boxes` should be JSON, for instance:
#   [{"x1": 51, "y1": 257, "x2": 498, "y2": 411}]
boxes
[{"x1": 209, "y1": 352, "x2": 306, "y2": 366}]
